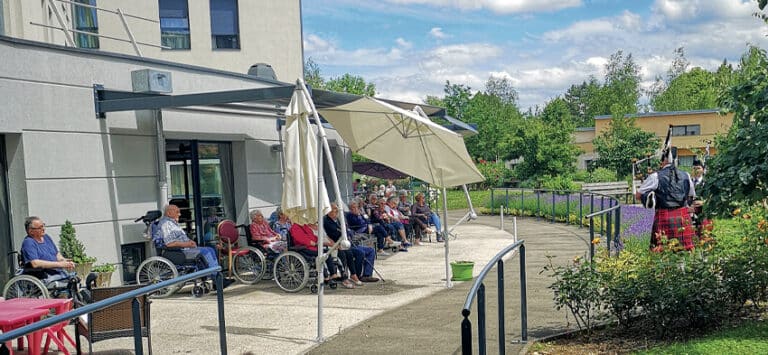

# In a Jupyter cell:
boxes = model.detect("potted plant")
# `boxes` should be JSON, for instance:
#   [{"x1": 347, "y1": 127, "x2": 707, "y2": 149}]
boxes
[
  {"x1": 450, "y1": 260, "x2": 475, "y2": 281},
  {"x1": 91, "y1": 263, "x2": 117, "y2": 288},
  {"x1": 59, "y1": 220, "x2": 97, "y2": 281}
]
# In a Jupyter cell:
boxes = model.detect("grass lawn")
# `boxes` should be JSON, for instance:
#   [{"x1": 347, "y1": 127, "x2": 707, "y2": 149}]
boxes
[{"x1": 635, "y1": 320, "x2": 768, "y2": 354}]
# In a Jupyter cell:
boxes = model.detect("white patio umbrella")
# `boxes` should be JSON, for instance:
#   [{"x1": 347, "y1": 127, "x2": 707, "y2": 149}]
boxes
[
  {"x1": 318, "y1": 97, "x2": 485, "y2": 287},
  {"x1": 281, "y1": 80, "x2": 350, "y2": 342}
]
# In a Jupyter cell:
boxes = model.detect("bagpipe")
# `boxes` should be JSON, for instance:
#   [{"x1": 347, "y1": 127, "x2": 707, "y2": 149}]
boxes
[{"x1": 635, "y1": 125, "x2": 676, "y2": 209}]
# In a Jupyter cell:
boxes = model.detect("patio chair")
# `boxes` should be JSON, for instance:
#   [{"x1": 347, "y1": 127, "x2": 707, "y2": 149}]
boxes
[{"x1": 74, "y1": 284, "x2": 152, "y2": 355}]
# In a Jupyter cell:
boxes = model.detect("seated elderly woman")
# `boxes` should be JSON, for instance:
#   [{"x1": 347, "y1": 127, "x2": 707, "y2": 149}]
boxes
[
  {"x1": 289, "y1": 223, "x2": 343, "y2": 285},
  {"x1": 374, "y1": 199, "x2": 409, "y2": 251},
  {"x1": 271, "y1": 207, "x2": 292, "y2": 240},
  {"x1": 411, "y1": 192, "x2": 443, "y2": 242},
  {"x1": 249, "y1": 209, "x2": 286, "y2": 253},
  {"x1": 346, "y1": 200, "x2": 395, "y2": 256},
  {"x1": 385, "y1": 196, "x2": 417, "y2": 246}
]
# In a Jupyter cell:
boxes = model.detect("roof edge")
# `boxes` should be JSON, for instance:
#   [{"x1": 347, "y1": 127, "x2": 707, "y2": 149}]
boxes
[{"x1": 594, "y1": 109, "x2": 721, "y2": 120}]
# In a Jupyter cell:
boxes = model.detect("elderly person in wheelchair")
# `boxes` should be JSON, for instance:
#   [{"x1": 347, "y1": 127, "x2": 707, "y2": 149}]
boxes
[{"x1": 2, "y1": 216, "x2": 91, "y2": 302}]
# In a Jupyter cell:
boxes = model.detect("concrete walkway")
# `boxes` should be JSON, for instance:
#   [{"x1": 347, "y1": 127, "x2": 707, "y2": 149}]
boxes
[{"x1": 48, "y1": 213, "x2": 590, "y2": 354}]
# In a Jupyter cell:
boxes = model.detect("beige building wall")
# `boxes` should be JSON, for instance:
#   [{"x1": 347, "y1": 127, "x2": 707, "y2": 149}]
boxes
[
  {"x1": 0, "y1": 0, "x2": 303, "y2": 80},
  {"x1": 593, "y1": 110, "x2": 732, "y2": 162}
]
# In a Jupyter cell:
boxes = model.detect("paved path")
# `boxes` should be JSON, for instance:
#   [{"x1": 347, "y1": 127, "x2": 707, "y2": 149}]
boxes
[
  {"x1": 46, "y1": 213, "x2": 590, "y2": 354},
  {"x1": 307, "y1": 213, "x2": 591, "y2": 355}
]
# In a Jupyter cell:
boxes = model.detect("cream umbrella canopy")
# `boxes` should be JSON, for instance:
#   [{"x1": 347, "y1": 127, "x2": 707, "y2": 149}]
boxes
[
  {"x1": 280, "y1": 85, "x2": 331, "y2": 225},
  {"x1": 318, "y1": 97, "x2": 484, "y2": 287}
]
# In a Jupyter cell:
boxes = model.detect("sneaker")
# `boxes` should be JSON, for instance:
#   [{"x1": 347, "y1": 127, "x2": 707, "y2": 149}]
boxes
[
  {"x1": 386, "y1": 241, "x2": 402, "y2": 248},
  {"x1": 378, "y1": 250, "x2": 391, "y2": 256},
  {"x1": 342, "y1": 280, "x2": 356, "y2": 289},
  {"x1": 402, "y1": 242, "x2": 412, "y2": 247},
  {"x1": 436, "y1": 236, "x2": 445, "y2": 242},
  {"x1": 361, "y1": 276, "x2": 380, "y2": 283}
]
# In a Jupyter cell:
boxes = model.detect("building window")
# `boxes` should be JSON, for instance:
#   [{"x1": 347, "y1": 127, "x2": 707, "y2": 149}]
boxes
[
  {"x1": 159, "y1": 0, "x2": 191, "y2": 49},
  {"x1": 210, "y1": 0, "x2": 240, "y2": 49},
  {"x1": 72, "y1": 0, "x2": 100, "y2": 49},
  {"x1": 671, "y1": 124, "x2": 701, "y2": 136},
  {"x1": 678, "y1": 156, "x2": 694, "y2": 167}
]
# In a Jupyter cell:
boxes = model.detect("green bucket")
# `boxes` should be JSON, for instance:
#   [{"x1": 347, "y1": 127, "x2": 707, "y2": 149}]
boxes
[{"x1": 450, "y1": 261, "x2": 475, "y2": 281}]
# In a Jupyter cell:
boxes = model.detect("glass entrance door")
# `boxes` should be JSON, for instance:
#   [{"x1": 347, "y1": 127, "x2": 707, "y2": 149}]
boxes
[
  {"x1": 165, "y1": 140, "x2": 234, "y2": 244},
  {"x1": 0, "y1": 136, "x2": 12, "y2": 288}
]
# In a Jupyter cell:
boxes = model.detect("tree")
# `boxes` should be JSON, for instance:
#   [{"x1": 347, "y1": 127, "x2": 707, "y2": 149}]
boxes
[
  {"x1": 601, "y1": 50, "x2": 641, "y2": 116},
  {"x1": 701, "y1": 46, "x2": 768, "y2": 215},
  {"x1": 540, "y1": 97, "x2": 573, "y2": 126},
  {"x1": 651, "y1": 67, "x2": 719, "y2": 111},
  {"x1": 512, "y1": 117, "x2": 580, "y2": 179},
  {"x1": 325, "y1": 73, "x2": 376, "y2": 96},
  {"x1": 564, "y1": 76, "x2": 605, "y2": 127},
  {"x1": 462, "y1": 93, "x2": 521, "y2": 161},
  {"x1": 304, "y1": 57, "x2": 325, "y2": 89},
  {"x1": 441, "y1": 81, "x2": 473, "y2": 119},
  {"x1": 593, "y1": 116, "x2": 658, "y2": 178},
  {"x1": 484, "y1": 76, "x2": 518, "y2": 105},
  {"x1": 667, "y1": 46, "x2": 690, "y2": 82}
]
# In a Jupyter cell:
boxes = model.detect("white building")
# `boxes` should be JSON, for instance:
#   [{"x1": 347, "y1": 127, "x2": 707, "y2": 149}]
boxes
[{"x1": 0, "y1": 0, "x2": 353, "y2": 287}]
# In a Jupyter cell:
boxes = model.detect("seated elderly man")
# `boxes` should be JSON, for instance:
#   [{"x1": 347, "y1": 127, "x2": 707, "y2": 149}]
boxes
[
  {"x1": 346, "y1": 200, "x2": 393, "y2": 256},
  {"x1": 325, "y1": 203, "x2": 379, "y2": 284},
  {"x1": 21, "y1": 216, "x2": 76, "y2": 281},
  {"x1": 157, "y1": 204, "x2": 232, "y2": 288}
]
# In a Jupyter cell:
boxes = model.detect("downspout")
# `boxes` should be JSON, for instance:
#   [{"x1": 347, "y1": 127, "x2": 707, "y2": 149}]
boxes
[{"x1": 155, "y1": 110, "x2": 167, "y2": 210}]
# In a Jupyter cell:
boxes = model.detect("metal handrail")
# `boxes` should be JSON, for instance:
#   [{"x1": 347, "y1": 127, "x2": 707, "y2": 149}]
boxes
[
  {"x1": 490, "y1": 187, "x2": 622, "y2": 259},
  {"x1": 461, "y1": 240, "x2": 526, "y2": 355},
  {"x1": 0, "y1": 266, "x2": 227, "y2": 355}
]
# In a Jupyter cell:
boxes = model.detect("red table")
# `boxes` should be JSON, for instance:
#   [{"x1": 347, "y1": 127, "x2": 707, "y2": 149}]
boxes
[
  {"x1": 0, "y1": 298, "x2": 74, "y2": 354},
  {"x1": 0, "y1": 306, "x2": 49, "y2": 354}
]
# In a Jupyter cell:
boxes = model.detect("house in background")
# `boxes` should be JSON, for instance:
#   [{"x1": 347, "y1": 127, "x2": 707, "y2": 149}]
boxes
[
  {"x1": 575, "y1": 109, "x2": 733, "y2": 170},
  {"x1": 0, "y1": 1, "x2": 340, "y2": 288}
]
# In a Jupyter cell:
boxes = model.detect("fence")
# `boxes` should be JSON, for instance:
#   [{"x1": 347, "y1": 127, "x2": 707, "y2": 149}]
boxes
[
  {"x1": 489, "y1": 188, "x2": 622, "y2": 259},
  {"x1": 0, "y1": 267, "x2": 228, "y2": 355},
  {"x1": 460, "y1": 240, "x2": 526, "y2": 355}
]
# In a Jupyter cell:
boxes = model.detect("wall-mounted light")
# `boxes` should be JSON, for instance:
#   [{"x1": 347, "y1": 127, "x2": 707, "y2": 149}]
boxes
[{"x1": 270, "y1": 144, "x2": 283, "y2": 153}]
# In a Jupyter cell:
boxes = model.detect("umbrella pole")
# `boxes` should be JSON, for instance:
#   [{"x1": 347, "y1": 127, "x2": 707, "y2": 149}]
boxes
[
  {"x1": 442, "y1": 186, "x2": 452, "y2": 288},
  {"x1": 316, "y1": 132, "x2": 325, "y2": 343}
]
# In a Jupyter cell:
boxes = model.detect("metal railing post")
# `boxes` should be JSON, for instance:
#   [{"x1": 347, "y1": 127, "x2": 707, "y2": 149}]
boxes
[
  {"x1": 536, "y1": 191, "x2": 541, "y2": 220},
  {"x1": 615, "y1": 205, "x2": 621, "y2": 255},
  {"x1": 505, "y1": 188, "x2": 509, "y2": 210},
  {"x1": 566, "y1": 193, "x2": 571, "y2": 225},
  {"x1": 490, "y1": 188, "x2": 495, "y2": 215},
  {"x1": 589, "y1": 217, "x2": 595, "y2": 261},
  {"x1": 497, "y1": 259, "x2": 505, "y2": 355},
  {"x1": 216, "y1": 272, "x2": 228, "y2": 354},
  {"x1": 519, "y1": 244, "x2": 528, "y2": 342},
  {"x1": 132, "y1": 298, "x2": 143, "y2": 355},
  {"x1": 578, "y1": 192, "x2": 583, "y2": 227},
  {"x1": 500, "y1": 205, "x2": 504, "y2": 230},
  {"x1": 606, "y1": 209, "x2": 612, "y2": 252},
  {"x1": 461, "y1": 310, "x2": 473, "y2": 354},
  {"x1": 600, "y1": 197, "x2": 605, "y2": 237},
  {"x1": 520, "y1": 189, "x2": 524, "y2": 215},
  {"x1": 478, "y1": 284, "x2": 487, "y2": 355},
  {"x1": 551, "y1": 191, "x2": 556, "y2": 223}
]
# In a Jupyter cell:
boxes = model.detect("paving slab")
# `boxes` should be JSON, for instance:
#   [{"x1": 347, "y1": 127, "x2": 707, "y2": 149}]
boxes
[{"x1": 44, "y1": 214, "x2": 589, "y2": 354}]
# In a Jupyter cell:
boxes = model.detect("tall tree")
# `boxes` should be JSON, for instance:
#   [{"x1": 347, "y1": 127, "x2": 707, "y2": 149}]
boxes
[
  {"x1": 593, "y1": 116, "x2": 658, "y2": 177},
  {"x1": 667, "y1": 46, "x2": 690, "y2": 82},
  {"x1": 651, "y1": 67, "x2": 719, "y2": 111},
  {"x1": 512, "y1": 117, "x2": 580, "y2": 179},
  {"x1": 601, "y1": 50, "x2": 641, "y2": 116},
  {"x1": 325, "y1": 73, "x2": 376, "y2": 96},
  {"x1": 701, "y1": 46, "x2": 768, "y2": 215},
  {"x1": 564, "y1": 76, "x2": 604, "y2": 127},
  {"x1": 462, "y1": 93, "x2": 520, "y2": 161},
  {"x1": 540, "y1": 97, "x2": 574, "y2": 126},
  {"x1": 304, "y1": 57, "x2": 325, "y2": 89},
  {"x1": 441, "y1": 81, "x2": 473, "y2": 119},
  {"x1": 484, "y1": 76, "x2": 518, "y2": 105}
]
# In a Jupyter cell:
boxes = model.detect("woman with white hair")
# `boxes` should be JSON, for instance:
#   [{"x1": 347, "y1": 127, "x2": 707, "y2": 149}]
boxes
[{"x1": 249, "y1": 209, "x2": 286, "y2": 253}]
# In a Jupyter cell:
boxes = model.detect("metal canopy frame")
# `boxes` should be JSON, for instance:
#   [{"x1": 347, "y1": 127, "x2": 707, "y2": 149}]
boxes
[{"x1": 92, "y1": 84, "x2": 478, "y2": 135}]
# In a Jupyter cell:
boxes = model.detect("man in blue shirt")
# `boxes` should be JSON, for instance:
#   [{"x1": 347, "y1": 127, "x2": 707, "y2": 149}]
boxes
[{"x1": 21, "y1": 216, "x2": 75, "y2": 276}]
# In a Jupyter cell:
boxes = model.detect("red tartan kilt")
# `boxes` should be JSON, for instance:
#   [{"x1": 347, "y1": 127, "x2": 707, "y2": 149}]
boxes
[{"x1": 651, "y1": 207, "x2": 696, "y2": 250}]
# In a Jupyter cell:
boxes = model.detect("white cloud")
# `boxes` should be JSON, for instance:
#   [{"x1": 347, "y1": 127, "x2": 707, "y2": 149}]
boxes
[
  {"x1": 396, "y1": 37, "x2": 413, "y2": 49},
  {"x1": 429, "y1": 27, "x2": 448, "y2": 39},
  {"x1": 384, "y1": 0, "x2": 583, "y2": 14}
]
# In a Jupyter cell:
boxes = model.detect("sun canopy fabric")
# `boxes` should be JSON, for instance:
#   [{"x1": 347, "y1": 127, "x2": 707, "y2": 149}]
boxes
[
  {"x1": 318, "y1": 96, "x2": 484, "y2": 188},
  {"x1": 281, "y1": 88, "x2": 331, "y2": 225},
  {"x1": 353, "y1": 162, "x2": 408, "y2": 180}
]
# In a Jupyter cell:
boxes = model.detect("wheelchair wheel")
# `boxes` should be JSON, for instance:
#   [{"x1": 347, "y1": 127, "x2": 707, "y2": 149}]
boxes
[
  {"x1": 3, "y1": 274, "x2": 49, "y2": 299},
  {"x1": 137, "y1": 257, "x2": 180, "y2": 298},
  {"x1": 232, "y1": 246, "x2": 266, "y2": 285},
  {"x1": 192, "y1": 285, "x2": 204, "y2": 298},
  {"x1": 273, "y1": 251, "x2": 309, "y2": 293}
]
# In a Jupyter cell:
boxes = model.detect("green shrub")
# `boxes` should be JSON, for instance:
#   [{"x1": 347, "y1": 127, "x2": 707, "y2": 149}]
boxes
[
  {"x1": 544, "y1": 254, "x2": 605, "y2": 333},
  {"x1": 586, "y1": 167, "x2": 617, "y2": 183},
  {"x1": 540, "y1": 175, "x2": 578, "y2": 191},
  {"x1": 59, "y1": 220, "x2": 96, "y2": 264},
  {"x1": 573, "y1": 169, "x2": 590, "y2": 182}
]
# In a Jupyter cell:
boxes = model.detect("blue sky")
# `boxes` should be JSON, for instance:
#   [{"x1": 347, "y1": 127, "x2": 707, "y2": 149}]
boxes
[{"x1": 302, "y1": 0, "x2": 768, "y2": 109}]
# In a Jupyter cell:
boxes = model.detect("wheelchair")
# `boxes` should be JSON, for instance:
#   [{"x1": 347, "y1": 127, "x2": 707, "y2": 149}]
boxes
[
  {"x1": 2, "y1": 251, "x2": 93, "y2": 307},
  {"x1": 272, "y1": 233, "x2": 341, "y2": 293},
  {"x1": 135, "y1": 210, "x2": 214, "y2": 298},
  {"x1": 215, "y1": 220, "x2": 267, "y2": 285}
]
